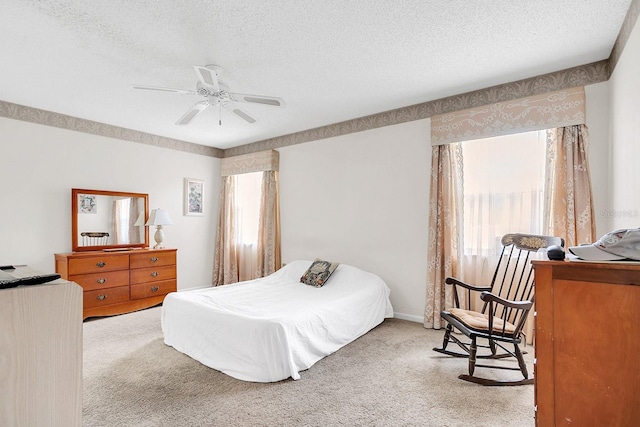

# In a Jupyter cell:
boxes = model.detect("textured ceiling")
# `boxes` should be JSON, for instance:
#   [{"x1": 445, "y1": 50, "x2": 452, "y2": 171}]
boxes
[{"x1": 0, "y1": 0, "x2": 632, "y2": 150}]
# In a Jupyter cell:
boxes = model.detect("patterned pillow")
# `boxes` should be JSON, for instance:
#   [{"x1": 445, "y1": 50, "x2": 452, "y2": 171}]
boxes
[{"x1": 300, "y1": 258, "x2": 340, "y2": 287}]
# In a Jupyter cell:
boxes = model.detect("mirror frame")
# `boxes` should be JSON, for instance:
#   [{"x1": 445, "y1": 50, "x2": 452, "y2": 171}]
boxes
[{"x1": 71, "y1": 188, "x2": 150, "y2": 252}]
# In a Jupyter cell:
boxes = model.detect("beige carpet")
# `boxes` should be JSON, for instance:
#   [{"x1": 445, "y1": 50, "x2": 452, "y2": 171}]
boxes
[{"x1": 83, "y1": 307, "x2": 535, "y2": 426}]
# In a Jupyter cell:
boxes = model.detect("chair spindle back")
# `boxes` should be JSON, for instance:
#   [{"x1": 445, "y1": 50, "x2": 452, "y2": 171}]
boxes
[{"x1": 484, "y1": 233, "x2": 564, "y2": 328}]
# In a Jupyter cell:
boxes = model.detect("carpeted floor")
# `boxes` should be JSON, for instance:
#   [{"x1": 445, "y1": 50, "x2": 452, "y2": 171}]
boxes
[{"x1": 83, "y1": 307, "x2": 535, "y2": 426}]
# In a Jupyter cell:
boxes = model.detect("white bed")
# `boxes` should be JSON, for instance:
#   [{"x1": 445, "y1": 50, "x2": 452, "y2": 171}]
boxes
[{"x1": 161, "y1": 260, "x2": 394, "y2": 382}]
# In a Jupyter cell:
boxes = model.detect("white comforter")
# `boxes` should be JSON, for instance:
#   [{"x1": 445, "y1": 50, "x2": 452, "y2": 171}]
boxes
[{"x1": 161, "y1": 260, "x2": 394, "y2": 382}]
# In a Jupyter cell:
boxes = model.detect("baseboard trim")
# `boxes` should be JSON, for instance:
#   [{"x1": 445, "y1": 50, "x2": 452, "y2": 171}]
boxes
[{"x1": 392, "y1": 312, "x2": 424, "y2": 323}]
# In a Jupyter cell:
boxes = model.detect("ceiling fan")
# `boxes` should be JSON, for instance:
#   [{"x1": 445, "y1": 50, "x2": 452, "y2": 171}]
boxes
[{"x1": 133, "y1": 65, "x2": 285, "y2": 126}]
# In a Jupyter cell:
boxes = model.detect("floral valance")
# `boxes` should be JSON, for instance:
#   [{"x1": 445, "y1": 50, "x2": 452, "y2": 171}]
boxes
[
  {"x1": 221, "y1": 150, "x2": 279, "y2": 176},
  {"x1": 430, "y1": 87, "x2": 585, "y2": 145}
]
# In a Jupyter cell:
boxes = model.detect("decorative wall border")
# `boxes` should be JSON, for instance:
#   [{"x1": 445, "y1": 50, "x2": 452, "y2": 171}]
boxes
[{"x1": 0, "y1": 100, "x2": 223, "y2": 158}]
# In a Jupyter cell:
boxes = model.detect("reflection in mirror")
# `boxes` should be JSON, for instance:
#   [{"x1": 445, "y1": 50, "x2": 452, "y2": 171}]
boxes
[
  {"x1": 72, "y1": 189, "x2": 149, "y2": 251},
  {"x1": 77, "y1": 195, "x2": 145, "y2": 246}
]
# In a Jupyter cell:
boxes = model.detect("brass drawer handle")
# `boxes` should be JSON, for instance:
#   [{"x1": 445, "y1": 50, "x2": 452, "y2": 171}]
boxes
[
  {"x1": 97, "y1": 294, "x2": 107, "y2": 301},
  {"x1": 151, "y1": 271, "x2": 159, "y2": 277},
  {"x1": 150, "y1": 257, "x2": 159, "y2": 263},
  {"x1": 97, "y1": 278, "x2": 107, "y2": 284},
  {"x1": 151, "y1": 286, "x2": 159, "y2": 292},
  {"x1": 96, "y1": 261, "x2": 106, "y2": 268}
]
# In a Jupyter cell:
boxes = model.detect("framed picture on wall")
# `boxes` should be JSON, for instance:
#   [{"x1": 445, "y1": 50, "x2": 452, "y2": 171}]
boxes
[
  {"x1": 78, "y1": 194, "x2": 97, "y2": 214},
  {"x1": 184, "y1": 178, "x2": 204, "y2": 216}
]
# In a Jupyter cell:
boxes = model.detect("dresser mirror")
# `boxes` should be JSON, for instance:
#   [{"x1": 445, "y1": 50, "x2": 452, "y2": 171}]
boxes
[{"x1": 71, "y1": 188, "x2": 149, "y2": 252}]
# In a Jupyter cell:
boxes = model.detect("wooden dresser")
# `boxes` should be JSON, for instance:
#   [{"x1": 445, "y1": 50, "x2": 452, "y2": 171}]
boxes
[
  {"x1": 532, "y1": 260, "x2": 640, "y2": 426},
  {"x1": 55, "y1": 248, "x2": 177, "y2": 319}
]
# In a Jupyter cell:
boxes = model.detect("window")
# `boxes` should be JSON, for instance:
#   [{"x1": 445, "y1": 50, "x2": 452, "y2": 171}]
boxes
[
  {"x1": 233, "y1": 171, "x2": 262, "y2": 282},
  {"x1": 235, "y1": 172, "x2": 262, "y2": 245},
  {"x1": 462, "y1": 130, "x2": 546, "y2": 256},
  {"x1": 114, "y1": 197, "x2": 131, "y2": 244}
]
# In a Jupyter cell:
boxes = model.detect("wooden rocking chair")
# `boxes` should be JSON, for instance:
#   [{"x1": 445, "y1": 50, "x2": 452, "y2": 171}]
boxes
[{"x1": 433, "y1": 233, "x2": 563, "y2": 386}]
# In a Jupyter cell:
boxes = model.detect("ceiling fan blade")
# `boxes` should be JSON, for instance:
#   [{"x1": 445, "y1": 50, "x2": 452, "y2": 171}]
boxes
[
  {"x1": 175, "y1": 101, "x2": 209, "y2": 126},
  {"x1": 193, "y1": 66, "x2": 220, "y2": 93},
  {"x1": 229, "y1": 93, "x2": 285, "y2": 107},
  {"x1": 132, "y1": 85, "x2": 195, "y2": 95},
  {"x1": 221, "y1": 104, "x2": 256, "y2": 124},
  {"x1": 232, "y1": 108, "x2": 257, "y2": 124}
]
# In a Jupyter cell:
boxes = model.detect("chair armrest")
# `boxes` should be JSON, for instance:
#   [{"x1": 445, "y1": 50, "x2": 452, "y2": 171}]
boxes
[
  {"x1": 445, "y1": 277, "x2": 492, "y2": 293},
  {"x1": 480, "y1": 291, "x2": 533, "y2": 311}
]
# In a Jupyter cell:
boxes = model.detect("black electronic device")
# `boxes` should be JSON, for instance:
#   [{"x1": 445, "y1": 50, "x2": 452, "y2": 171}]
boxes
[
  {"x1": 0, "y1": 271, "x2": 61, "y2": 289},
  {"x1": 547, "y1": 245, "x2": 566, "y2": 261}
]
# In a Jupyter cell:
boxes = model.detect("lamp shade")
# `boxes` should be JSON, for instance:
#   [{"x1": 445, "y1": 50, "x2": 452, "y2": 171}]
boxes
[
  {"x1": 145, "y1": 209, "x2": 173, "y2": 226},
  {"x1": 133, "y1": 211, "x2": 146, "y2": 226}
]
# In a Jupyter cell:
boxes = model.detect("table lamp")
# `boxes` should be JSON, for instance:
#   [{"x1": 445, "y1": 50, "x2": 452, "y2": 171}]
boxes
[
  {"x1": 133, "y1": 211, "x2": 146, "y2": 227},
  {"x1": 145, "y1": 208, "x2": 173, "y2": 249}
]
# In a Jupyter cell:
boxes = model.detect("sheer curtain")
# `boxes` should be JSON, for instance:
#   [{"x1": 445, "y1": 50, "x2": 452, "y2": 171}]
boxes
[
  {"x1": 424, "y1": 143, "x2": 464, "y2": 329},
  {"x1": 544, "y1": 125, "x2": 596, "y2": 246},
  {"x1": 460, "y1": 132, "x2": 545, "y2": 342},
  {"x1": 113, "y1": 198, "x2": 131, "y2": 244},
  {"x1": 461, "y1": 131, "x2": 546, "y2": 298},
  {"x1": 236, "y1": 172, "x2": 261, "y2": 282}
]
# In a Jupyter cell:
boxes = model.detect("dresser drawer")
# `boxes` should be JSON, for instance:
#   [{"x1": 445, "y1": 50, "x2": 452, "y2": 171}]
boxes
[
  {"x1": 130, "y1": 251, "x2": 176, "y2": 269},
  {"x1": 68, "y1": 254, "x2": 129, "y2": 274},
  {"x1": 130, "y1": 279, "x2": 176, "y2": 300},
  {"x1": 130, "y1": 265, "x2": 176, "y2": 284},
  {"x1": 70, "y1": 270, "x2": 129, "y2": 291},
  {"x1": 83, "y1": 285, "x2": 130, "y2": 309}
]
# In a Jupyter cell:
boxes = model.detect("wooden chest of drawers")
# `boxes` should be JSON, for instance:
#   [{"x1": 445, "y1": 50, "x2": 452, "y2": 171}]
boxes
[
  {"x1": 55, "y1": 249, "x2": 177, "y2": 320},
  {"x1": 532, "y1": 260, "x2": 640, "y2": 426}
]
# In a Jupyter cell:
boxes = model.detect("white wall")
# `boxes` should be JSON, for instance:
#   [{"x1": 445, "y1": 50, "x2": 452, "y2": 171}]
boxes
[
  {"x1": 279, "y1": 119, "x2": 431, "y2": 322},
  {"x1": 609, "y1": 21, "x2": 640, "y2": 230},
  {"x1": 0, "y1": 117, "x2": 220, "y2": 290},
  {"x1": 585, "y1": 81, "x2": 611, "y2": 237}
]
